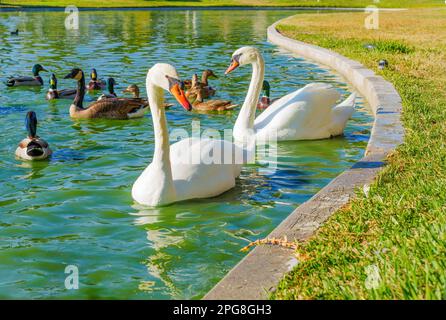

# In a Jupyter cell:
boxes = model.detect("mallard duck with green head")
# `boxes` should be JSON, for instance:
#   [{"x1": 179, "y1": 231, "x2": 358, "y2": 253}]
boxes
[
  {"x1": 257, "y1": 80, "x2": 278, "y2": 110},
  {"x1": 6, "y1": 64, "x2": 48, "y2": 87},
  {"x1": 46, "y1": 73, "x2": 77, "y2": 100},
  {"x1": 87, "y1": 68, "x2": 106, "y2": 91},
  {"x1": 97, "y1": 77, "x2": 118, "y2": 101},
  {"x1": 15, "y1": 111, "x2": 52, "y2": 160}
]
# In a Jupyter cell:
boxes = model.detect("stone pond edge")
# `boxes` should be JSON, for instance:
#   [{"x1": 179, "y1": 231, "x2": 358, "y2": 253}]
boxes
[{"x1": 204, "y1": 17, "x2": 405, "y2": 300}]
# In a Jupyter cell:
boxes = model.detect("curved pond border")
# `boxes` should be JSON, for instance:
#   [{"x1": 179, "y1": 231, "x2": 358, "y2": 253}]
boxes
[{"x1": 204, "y1": 17, "x2": 404, "y2": 300}]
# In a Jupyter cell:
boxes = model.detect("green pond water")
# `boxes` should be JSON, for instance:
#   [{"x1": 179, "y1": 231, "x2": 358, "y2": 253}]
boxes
[{"x1": 0, "y1": 9, "x2": 373, "y2": 299}]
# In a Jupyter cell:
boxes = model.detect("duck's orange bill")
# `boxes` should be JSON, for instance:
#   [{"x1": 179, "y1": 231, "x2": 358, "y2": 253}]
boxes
[
  {"x1": 225, "y1": 60, "x2": 239, "y2": 75},
  {"x1": 170, "y1": 84, "x2": 192, "y2": 111}
]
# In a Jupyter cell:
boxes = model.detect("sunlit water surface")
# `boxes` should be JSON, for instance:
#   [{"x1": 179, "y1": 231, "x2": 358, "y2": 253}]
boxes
[{"x1": 0, "y1": 9, "x2": 372, "y2": 299}]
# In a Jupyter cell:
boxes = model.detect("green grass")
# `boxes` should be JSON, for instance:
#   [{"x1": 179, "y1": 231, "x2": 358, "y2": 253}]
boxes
[
  {"x1": 271, "y1": 8, "x2": 446, "y2": 299},
  {"x1": 0, "y1": 0, "x2": 441, "y2": 9}
]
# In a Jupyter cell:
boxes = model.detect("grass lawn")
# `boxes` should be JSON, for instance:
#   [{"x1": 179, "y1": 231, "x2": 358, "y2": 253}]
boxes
[
  {"x1": 0, "y1": 0, "x2": 440, "y2": 8},
  {"x1": 272, "y1": 7, "x2": 446, "y2": 299}
]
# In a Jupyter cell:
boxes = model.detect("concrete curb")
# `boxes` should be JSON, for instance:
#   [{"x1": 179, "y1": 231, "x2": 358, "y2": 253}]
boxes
[{"x1": 204, "y1": 18, "x2": 404, "y2": 300}]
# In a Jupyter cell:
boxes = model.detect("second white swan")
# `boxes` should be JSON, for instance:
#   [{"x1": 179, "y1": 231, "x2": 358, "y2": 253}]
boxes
[{"x1": 225, "y1": 46, "x2": 356, "y2": 142}]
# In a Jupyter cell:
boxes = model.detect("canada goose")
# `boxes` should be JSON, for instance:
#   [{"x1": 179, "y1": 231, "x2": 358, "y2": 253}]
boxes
[{"x1": 64, "y1": 68, "x2": 150, "y2": 119}]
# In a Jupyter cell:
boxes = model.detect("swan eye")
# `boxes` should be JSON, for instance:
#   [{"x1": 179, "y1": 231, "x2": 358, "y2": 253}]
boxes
[
  {"x1": 165, "y1": 75, "x2": 182, "y2": 90},
  {"x1": 232, "y1": 53, "x2": 242, "y2": 63}
]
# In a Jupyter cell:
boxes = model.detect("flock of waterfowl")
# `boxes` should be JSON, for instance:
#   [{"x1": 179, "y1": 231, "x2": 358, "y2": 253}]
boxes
[{"x1": 6, "y1": 46, "x2": 356, "y2": 207}]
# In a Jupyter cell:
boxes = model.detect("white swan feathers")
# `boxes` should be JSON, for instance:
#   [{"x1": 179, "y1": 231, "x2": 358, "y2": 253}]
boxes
[
  {"x1": 132, "y1": 63, "x2": 244, "y2": 207},
  {"x1": 225, "y1": 46, "x2": 356, "y2": 142}
]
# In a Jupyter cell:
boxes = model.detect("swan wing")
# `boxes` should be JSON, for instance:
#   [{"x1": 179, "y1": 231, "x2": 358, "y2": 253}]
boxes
[
  {"x1": 330, "y1": 92, "x2": 356, "y2": 136},
  {"x1": 170, "y1": 138, "x2": 244, "y2": 201},
  {"x1": 86, "y1": 98, "x2": 148, "y2": 119},
  {"x1": 254, "y1": 83, "x2": 341, "y2": 140}
]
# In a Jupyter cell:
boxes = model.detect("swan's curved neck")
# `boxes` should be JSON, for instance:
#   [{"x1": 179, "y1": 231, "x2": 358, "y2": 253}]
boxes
[
  {"x1": 147, "y1": 82, "x2": 173, "y2": 178},
  {"x1": 234, "y1": 54, "x2": 265, "y2": 134}
]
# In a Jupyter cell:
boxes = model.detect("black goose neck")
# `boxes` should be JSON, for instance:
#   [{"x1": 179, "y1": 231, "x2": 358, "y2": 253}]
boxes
[{"x1": 74, "y1": 72, "x2": 86, "y2": 109}]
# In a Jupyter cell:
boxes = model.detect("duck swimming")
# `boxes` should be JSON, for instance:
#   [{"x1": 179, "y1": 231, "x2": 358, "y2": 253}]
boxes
[
  {"x1": 192, "y1": 90, "x2": 238, "y2": 112},
  {"x1": 97, "y1": 77, "x2": 118, "y2": 100},
  {"x1": 123, "y1": 84, "x2": 174, "y2": 109},
  {"x1": 123, "y1": 84, "x2": 141, "y2": 98},
  {"x1": 46, "y1": 73, "x2": 77, "y2": 100},
  {"x1": 64, "y1": 68, "x2": 150, "y2": 119},
  {"x1": 15, "y1": 111, "x2": 52, "y2": 160},
  {"x1": 87, "y1": 68, "x2": 106, "y2": 90},
  {"x1": 6, "y1": 64, "x2": 47, "y2": 87},
  {"x1": 257, "y1": 80, "x2": 277, "y2": 110},
  {"x1": 188, "y1": 74, "x2": 237, "y2": 112},
  {"x1": 185, "y1": 69, "x2": 217, "y2": 100},
  {"x1": 184, "y1": 69, "x2": 217, "y2": 89},
  {"x1": 11, "y1": 29, "x2": 19, "y2": 36}
]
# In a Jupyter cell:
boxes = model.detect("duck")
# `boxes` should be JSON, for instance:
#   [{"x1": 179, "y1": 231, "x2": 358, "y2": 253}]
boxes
[
  {"x1": 132, "y1": 63, "x2": 245, "y2": 207},
  {"x1": 185, "y1": 69, "x2": 217, "y2": 100},
  {"x1": 97, "y1": 77, "x2": 118, "y2": 100},
  {"x1": 188, "y1": 74, "x2": 237, "y2": 112},
  {"x1": 87, "y1": 68, "x2": 106, "y2": 90},
  {"x1": 257, "y1": 80, "x2": 278, "y2": 110},
  {"x1": 123, "y1": 84, "x2": 142, "y2": 98},
  {"x1": 46, "y1": 73, "x2": 77, "y2": 100},
  {"x1": 6, "y1": 64, "x2": 48, "y2": 87},
  {"x1": 184, "y1": 69, "x2": 217, "y2": 89},
  {"x1": 225, "y1": 46, "x2": 356, "y2": 142},
  {"x1": 11, "y1": 29, "x2": 19, "y2": 36},
  {"x1": 64, "y1": 68, "x2": 150, "y2": 120},
  {"x1": 15, "y1": 111, "x2": 52, "y2": 160},
  {"x1": 123, "y1": 84, "x2": 174, "y2": 109}
]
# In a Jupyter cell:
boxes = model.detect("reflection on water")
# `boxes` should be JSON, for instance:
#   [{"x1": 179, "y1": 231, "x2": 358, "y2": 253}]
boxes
[{"x1": 0, "y1": 9, "x2": 372, "y2": 299}]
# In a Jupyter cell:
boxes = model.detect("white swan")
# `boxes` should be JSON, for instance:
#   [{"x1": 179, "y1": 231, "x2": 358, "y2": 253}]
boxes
[
  {"x1": 132, "y1": 63, "x2": 244, "y2": 207},
  {"x1": 225, "y1": 46, "x2": 356, "y2": 142}
]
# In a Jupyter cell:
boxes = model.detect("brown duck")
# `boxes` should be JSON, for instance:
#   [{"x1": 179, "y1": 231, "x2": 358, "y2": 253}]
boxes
[
  {"x1": 64, "y1": 68, "x2": 149, "y2": 120},
  {"x1": 123, "y1": 84, "x2": 174, "y2": 109},
  {"x1": 185, "y1": 69, "x2": 217, "y2": 100},
  {"x1": 188, "y1": 74, "x2": 237, "y2": 112}
]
